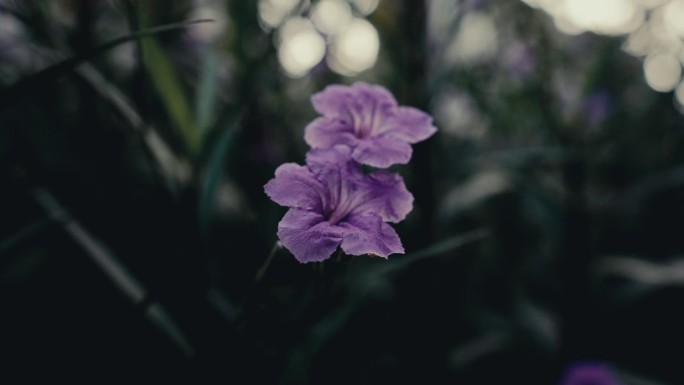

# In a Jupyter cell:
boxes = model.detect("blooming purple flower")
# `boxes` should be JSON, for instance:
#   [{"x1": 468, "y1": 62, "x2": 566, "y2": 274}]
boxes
[
  {"x1": 264, "y1": 145, "x2": 413, "y2": 263},
  {"x1": 304, "y1": 82, "x2": 437, "y2": 168},
  {"x1": 559, "y1": 362, "x2": 623, "y2": 385}
]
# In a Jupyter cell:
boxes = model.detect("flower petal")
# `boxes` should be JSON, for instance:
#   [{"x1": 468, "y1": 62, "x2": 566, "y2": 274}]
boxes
[
  {"x1": 347, "y1": 82, "x2": 397, "y2": 113},
  {"x1": 304, "y1": 117, "x2": 357, "y2": 149},
  {"x1": 311, "y1": 84, "x2": 355, "y2": 118},
  {"x1": 351, "y1": 135, "x2": 413, "y2": 168},
  {"x1": 277, "y1": 209, "x2": 344, "y2": 263},
  {"x1": 352, "y1": 171, "x2": 414, "y2": 223},
  {"x1": 381, "y1": 107, "x2": 438, "y2": 143},
  {"x1": 338, "y1": 214, "x2": 404, "y2": 258},
  {"x1": 305, "y1": 148, "x2": 413, "y2": 223},
  {"x1": 305, "y1": 146, "x2": 366, "y2": 219},
  {"x1": 264, "y1": 163, "x2": 326, "y2": 211},
  {"x1": 311, "y1": 82, "x2": 397, "y2": 120},
  {"x1": 305, "y1": 145, "x2": 355, "y2": 175}
]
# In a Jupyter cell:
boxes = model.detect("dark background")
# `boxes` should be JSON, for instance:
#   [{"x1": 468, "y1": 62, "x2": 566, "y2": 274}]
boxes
[{"x1": 1, "y1": 0, "x2": 683, "y2": 383}]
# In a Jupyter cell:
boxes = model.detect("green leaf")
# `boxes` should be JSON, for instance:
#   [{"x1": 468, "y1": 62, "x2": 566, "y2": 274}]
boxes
[
  {"x1": 198, "y1": 118, "x2": 241, "y2": 234},
  {"x1": 357, "y1": 228, "x2": 490, "y2": 283},
  {"x1": 0, "y1": 18, "x2": 214, "y2": 111},
  {"x1": 196, "y1": 46, "x2": 219, "y2": 135},
  {"x1": 141, "y1": 37, "x2": 201, "y2": 154}
]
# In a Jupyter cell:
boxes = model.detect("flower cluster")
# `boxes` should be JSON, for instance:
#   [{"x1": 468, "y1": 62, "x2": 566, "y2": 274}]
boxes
[{"x1": 265, "y1": 82, "x2": 437, "y2": 263}]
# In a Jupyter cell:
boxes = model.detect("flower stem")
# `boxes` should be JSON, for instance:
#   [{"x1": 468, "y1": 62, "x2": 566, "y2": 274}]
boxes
[
  {"x1": 254, "y1": 240, "x2": 282, "y2": 282},
  {"x1": 236, "y1": 240, "x2": 283, "y2": 319}
]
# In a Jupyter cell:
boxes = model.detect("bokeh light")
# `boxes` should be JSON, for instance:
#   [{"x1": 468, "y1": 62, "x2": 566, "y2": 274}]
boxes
[
  {"x1": 349, "y1": 0, "x2": 379, "y2": 16},
  {"x1": 258, "y1": 0, "x2": 299, "y2": 29},
  {"x1": 0, "y1": 12, "x2": 23, "y2": 38},
  {"x1": 633, "y1": 0, "x2": 672, "y2": 7},
  {"x1": 277, "y1": 17, "x2": 326, "y2": 78},
  {"x1": 187, "y1": 3, "x2": 228, "y2": 41},
  {"x1": 563, "y1": 0, "x2": 643, "y2": 35},
  {"x1": 644, "y1": 52, "x2": 681, "y2": 92},
  {"x1": 522, "y1": 0, "x2": 684, "y2": 102},
  {"x1": 446, "y1": 12, "x2": 497, "y2": 64},
  {"x1": 624, "y1": 25, "x2": 654, "y2": 56},
  {"x1": 675, "y1": 81, "x2": 684, "y2": 107},
  {"x1": 663, "y1": 0, "x2": 684, "y2": 38},
  {"x1": 311, "y1": 0, "x2": 353, "y2": 35},
  {"x1": 648, "y1": 7, "x2": 682, "y2": 52},
  {"x1": 434, "y1": 91, "x2": 486, "y2": 139},
  {"x1": 265, "y1": 0, "x2": 380, "y2": 77},
  {"x1": 427, "y1": 0, "x2": 461, "y2": 44},
  {"x1": 328, "y1": 18, "x2": 379, "y2": 75}
]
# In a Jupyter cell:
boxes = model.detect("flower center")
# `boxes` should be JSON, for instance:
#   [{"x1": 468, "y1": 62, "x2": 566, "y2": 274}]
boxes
[
  {"x1": 349, "y1": 101, "x2": 383, "y2": 139},
  {"x1": 326, "y1": 203, "x2": 350, "y2": 225},
  {"x1": 326, "y1": 185, "x2": 355, "y2": 224},
  {"x1": 324, "y1": 173, "x2": 364, "y2": 225}
]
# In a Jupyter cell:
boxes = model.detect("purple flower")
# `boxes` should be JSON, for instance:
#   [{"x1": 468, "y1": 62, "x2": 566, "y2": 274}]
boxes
[
  {"x1": 559, "y1": 362, "x2": 623, "y2": 385},
  {"x1": 304, "y1": 82, "x2": 437, "y2": 168},
  {"x1": 264, "y1": 145, "x2": 413, "y2": 263}
]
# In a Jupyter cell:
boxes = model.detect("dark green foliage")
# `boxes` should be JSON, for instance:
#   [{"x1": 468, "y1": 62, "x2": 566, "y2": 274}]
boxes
[{"x1": 1, "y1": 1, "x2": 683, "y2": 384}]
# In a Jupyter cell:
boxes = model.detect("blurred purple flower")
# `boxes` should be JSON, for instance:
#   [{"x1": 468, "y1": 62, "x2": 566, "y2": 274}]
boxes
[
  {"x1": 559, "y1": 362, "x2": 623, "y2": 385},
  {"x1": 584, "y1": 91, "x2": 613, "y2": 127},
  {"x1": 503, "y1": 42, "x2": 536, "y2": 81},
  {"x1": 304, "y1": 82, "x2": 437, "y2": 168},
  {"x1": 264, "y1": 145, "x2": 413, "y2": 263}
]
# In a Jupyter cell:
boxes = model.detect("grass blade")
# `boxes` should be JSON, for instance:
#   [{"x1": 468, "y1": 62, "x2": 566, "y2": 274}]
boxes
[
  {"x1": 141, "y1": 37, "x2": 201, "y2": 154},
  {"x1": 196, "y1": 46, "x2": 218, "y2": 135},
  {"x1": 32, "y1": 188, "x2": 195, "y2": 357},
  {"x1": 0, "y1": 18, "x2": 214, "y2": 110},
  {"x1": 198, "y1": 118, "x2": 241, "y2": 234},
  {"x1": 75, "y1": 63, "x2": 192, "y2": 187}
]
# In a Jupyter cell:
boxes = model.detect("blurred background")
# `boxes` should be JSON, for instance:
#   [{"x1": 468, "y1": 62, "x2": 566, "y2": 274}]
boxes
[{"x1": 2, "y1": 0, "x2": 684, "y2": 383}]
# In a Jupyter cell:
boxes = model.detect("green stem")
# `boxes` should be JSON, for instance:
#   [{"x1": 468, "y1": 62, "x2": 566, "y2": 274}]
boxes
[{"x1": 254, "y1": 240, "x2": 282, "y2": 282}]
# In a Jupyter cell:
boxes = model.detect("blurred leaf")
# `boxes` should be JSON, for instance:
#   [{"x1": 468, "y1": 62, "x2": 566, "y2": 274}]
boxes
[
  {"x1": 198, "y1": 118, "x2": 241, "y2": 234},
  {"x1": 141, "y1": 38, "x2": 201, "y2": 154},
  {"x1": 0, "y1": 211, "x2": 66, "y2": 256},
  {"x1": 32, "y1": 188, "x2": 195, "y2": 357},
  {"x1": 0, "y1": 249, "x2": 49, "y2": 286},
  {"x1": 348, "y1": 228, "x2": 490, "y2": 299},
  {"x1": 0, "y1": 18, "x2": 214, "y2": 110},
  {"x1": 196, "y1": 46, "x2": 218, "y2": 135},
  {"x1": 596, "y1": 256, "x2": 684, "y2": 287},
  {"x1": 514, "y1": 296, "x2": 558, "y2": 353},
  {"x1": 75, "y1": 64, "x2": 192, "y2": 187},
  {"x1": 373, "y1": 228, "x2": 490, "y2": 275},
  {"x1": 615, "y1": 368, "x2": 670, "y2": 385},
  {"x1": 449, "y1": 332, "x2": 508, "y2": 370}
]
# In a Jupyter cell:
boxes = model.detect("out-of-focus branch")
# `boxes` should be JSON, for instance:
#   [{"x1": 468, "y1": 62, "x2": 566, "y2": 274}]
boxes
[
  {"x1": 449, "y1": 332, "x2": 509, "y2": 370},
  {"x1": 615, "y1": 368, "x2": 671, "y2": 385},
  {"x1": 1, "y1": 13, "x2": 201, "y2": 188},
  {"x1": 350, "y1": 228, "x2": 490, "y2": 298},
  {"x1": 596, "y1": 256, "x2": 684, "y2": 287},
  {"x1": 76, "y1": 64, "x2": 192, "y2": 187},
  {"x1": 0, "y1": 18, "x2": 213, "y2": 109},
  {"x1": 32, "y1": 188, "x2": 195, "y2": 357},
  {"x1": 373, "y1": 228, "x2": 490, "y2": 275}
]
